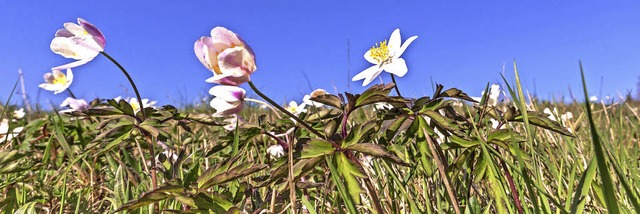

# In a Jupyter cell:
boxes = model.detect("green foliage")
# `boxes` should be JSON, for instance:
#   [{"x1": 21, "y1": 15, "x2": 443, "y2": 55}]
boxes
[{"x1": 1, "y1": 67, "x2": 639, "y2": 213}]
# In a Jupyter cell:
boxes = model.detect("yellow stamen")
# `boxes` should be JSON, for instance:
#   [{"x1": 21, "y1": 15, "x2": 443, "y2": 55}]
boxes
[
  {"x1": 53, "y1": 74, "x2": 67, "y2": 85},
  {"x1": 369, "y1": 40, "x2": 390, "y2": 63}
]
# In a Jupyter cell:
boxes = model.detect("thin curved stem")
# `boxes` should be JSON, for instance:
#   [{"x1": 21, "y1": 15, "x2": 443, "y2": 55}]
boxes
[
  {"x1": 389, "y1": 73, "x2": 403, "y2": 97},
  {"x1": 100, "y1": 51, "x2": 146, "y2": 121},
  {"x1": 66, "y1": 89, "x2": 77, "y2": 99},
  {"x1": 247, "y1": 81, "x2": 325, "y2": 139},
  {"x1": 245, "y1": 98, "x2": 282, "y2": 119}
]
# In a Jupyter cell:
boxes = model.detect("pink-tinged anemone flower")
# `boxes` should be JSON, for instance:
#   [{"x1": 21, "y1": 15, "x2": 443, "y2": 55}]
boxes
[
  {"x1": 352, "y1": 29, "x2": 418, "y2": 86},
  {"x1": 59, "y1": 97, "x2": 90, "y2": 113},
  {"x1": 50, "y1": 18, "x2": 106, "y2": 70},
  {"x1": 195, "y1": 27, "x2": 257, "y2": 86},
  {"x1": 209, "y1": 85, "x2": 246, "y2": 117},
  {"x1": 38, "y1": 69, "x2": 74, "y2": 94}
]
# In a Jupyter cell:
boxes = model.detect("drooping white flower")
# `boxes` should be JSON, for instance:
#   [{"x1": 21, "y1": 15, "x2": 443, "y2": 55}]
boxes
[
  {"x1": 0, "y1": 119, "x2": 23, "y2": 143},
  {"x1": 38, "y1": 69, "x2": 74, "y2": 94},
  {"x1": 50, "y1": 18, "x2": 106, "y2": 70},
  {"x1": 209, "y1": 86, "x2": 245, "y2": 117},
  {"x1": 266, "y1": 145, "x2": 285, "y2": 158},
  {"x1": 352, "y1": 29, "x2": 418, "y2": 86},
  {"x1": 195, "y1": 27, "x2": 257, "y2": 86},
  {"x1": 60, "y1": 97, "x2": 90, "y2": 113}
]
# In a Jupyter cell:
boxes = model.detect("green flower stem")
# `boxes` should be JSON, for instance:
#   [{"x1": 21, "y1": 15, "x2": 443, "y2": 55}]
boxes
[
  {"x1": 66, "y1": 89, "x2": 77, "y2": 99},
  {"x1": 100, "y1": 51, "x2": 147, "y2": 121},
  {"x1": 389, "y1": 73, "x2": 403, "y2": 97},
  {"x1": 248, "y1": 81, "x2": 325, "y2": 139}
]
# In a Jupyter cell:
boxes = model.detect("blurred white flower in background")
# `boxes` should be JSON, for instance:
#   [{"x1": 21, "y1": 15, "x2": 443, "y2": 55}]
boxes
[
  {"x1": 473, "y1": 84, "x2": 501, "y2": 106},
  {"x1": 589, "y1": 96, "x2": 598, "y2": 102},
  {"x1": 223, "y1": 115, "x2": 244, "y2": 131},
  {"x1": 286, "y1": 101, "x2": 307, "y2": 116},
  {"x1": 60, "y1": 97, "x2": 90, "y2": 113},
  {"x1": 0, "y1": 119, "x2": 23, "y2": 143},
  {"x1": 13, "y1": 108, "x2": 25, "y2": 120},
  {"x1": 266, "y1": 145, "x2": 285, "y2": 158}
]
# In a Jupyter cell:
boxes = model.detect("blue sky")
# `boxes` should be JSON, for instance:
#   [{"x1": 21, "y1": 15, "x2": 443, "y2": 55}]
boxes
[{"x1": 1, "y1": 1, "x2": 640, "y2": 109}]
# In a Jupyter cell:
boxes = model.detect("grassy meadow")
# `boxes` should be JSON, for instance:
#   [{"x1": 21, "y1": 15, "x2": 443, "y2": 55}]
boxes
[{"x1": 1, "y1": 67, "x2": 640, "y2": 213}]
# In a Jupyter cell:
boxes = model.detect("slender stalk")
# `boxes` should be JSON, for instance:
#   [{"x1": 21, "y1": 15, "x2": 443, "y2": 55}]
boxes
[
  {"x1": 422, "y1": 127, "x2": 460, "y2": 214},
  {"x1": 66, "y1": 89, "x2": 77, "y2": 99},
  {"x1": 100, "y1": 51, "x2": 147, "y2": 121},
  {"x1": 245, "y1": 98, "x2": 282, "y2": 119},
  {"x1": 389, "y1": 73, "x2": 402, "y2": 97},
  {"x1": 247, "y1": 81, "x2": 325, "y2": 139},
  {"x1": 501, "y1": 159, "x2": 523, "y2": 214}
]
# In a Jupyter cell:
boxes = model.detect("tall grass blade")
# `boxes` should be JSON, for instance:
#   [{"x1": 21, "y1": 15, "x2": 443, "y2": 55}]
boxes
[{"x1": 578, "y1": 61, "x2": 620, "y2": 213}]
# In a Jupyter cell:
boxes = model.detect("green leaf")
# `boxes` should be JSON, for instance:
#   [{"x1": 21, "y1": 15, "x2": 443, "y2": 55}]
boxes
[
  {"x1": 305, "y1": 108, "x2": 342, "y2": 123},
  {"x1": 343, "y1": 121, "x2": 378, "y2": 148},
  {"x1": 578, "y1": 62, "x2": 620, "y2": 213},
  {"x1": 198, "y1": 164, "x2": 268, "y2": 189},
  {"x1": 347, "y1": 83, "x2": 405, "y2": 111},
  {"x1": 345, "y1": 143, "x2": 408, "y2": 166},
  {"x1": 510, "y1": 111, "x2": 573, "y2": 136},
  {"x1": 445, "y1": 135, "x2": 480, "y2": 149},
  {"x1": 267, "y1": 156, "x2": 324, "y2": 186},
  {"x1": 570, "y1": 158, "x2": 597, "y2": 214},
  {"x1": 383, "y1": 114, "x2": 411, "y2": 140},
  {"x1": 114, "y1": 181, "x2": 186, "y2": 212},
  {"x1": 310, "y1": 94, "x2": 343, "y2": 108},
  {"x1": 180, "y1": 113, "x2": 223, "y2": 126},
  {"x1": 301, "y1": 139, "x2": 336, "y2": 158},
  {"x1": 438, "y1": 87, "x2": 477, "y2": 102},
  {"x1": 336, "y1": 153, "x2": 364, "y2": 204},
  {"x1": 487, "y1": 129, "x2": 527, "y2": 146}
]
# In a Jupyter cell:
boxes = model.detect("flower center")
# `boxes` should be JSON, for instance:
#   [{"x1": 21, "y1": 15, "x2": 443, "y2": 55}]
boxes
[
  {"x1": 369, "y1": 40, "x2": 390, "y2": 63},
  {"x1": 52, "y1": 74, "x2": 68, "y2": 85}
]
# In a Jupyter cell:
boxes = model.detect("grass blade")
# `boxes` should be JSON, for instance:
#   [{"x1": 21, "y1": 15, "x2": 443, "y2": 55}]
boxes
[{"x1": 578, "y1": 61, "x2": 620, "y2": 213}]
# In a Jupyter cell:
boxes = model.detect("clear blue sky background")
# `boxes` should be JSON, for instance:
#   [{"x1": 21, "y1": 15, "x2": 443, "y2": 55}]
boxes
[{"x1": 1, "y1": 1, "x2": 639, "y2": 109}]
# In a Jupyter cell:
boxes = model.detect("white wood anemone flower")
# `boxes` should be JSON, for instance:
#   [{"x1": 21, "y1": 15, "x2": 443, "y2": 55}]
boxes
[
  {"x1": 286, "y1": 101, "x2": 307, "y2": 116},
  {"x1": 209, "y1": 85, "x2": 246, "y2": 117},
  {"x1": 50, "y1": 18, "x2": 106, "y2": 70},
  {"x1": 195, "y1": 27, "x2": 257, "y2": 86},
  {"x1": 266, "y1": 145, "x2": 285, "y2": 158},
  {"x1": 38, "y1": 69, "x2": 74, "y2": 94},
  {"x1": 0, "y1": 119, "x2": 23, "y2": 143},
  {"x1": 60, "y1": 97, "x2": 90, "y2": 113},
  {"x1": 13, "y1": 108, "x2": 25, "y2": 120},
  {"x1": 352, "y1": 28, "x2": 418, "y2": 86}
]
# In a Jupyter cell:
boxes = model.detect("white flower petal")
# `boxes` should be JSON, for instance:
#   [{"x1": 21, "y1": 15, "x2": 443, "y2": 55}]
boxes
[
  {"x1": 384, "y1": 58, "x2": 408, "y2": 77},
  {"x1": 396, "y1": 35, "x2": 418, "y2": 57},
  {"x1": 388, "y1": 29, "x2": 401, "y2": 52},
  {"x1": 363, "y1": 49, "x2": 378, "y2": 64},
  {"x1": 352, "y1": 65, "x2": 383, "y2": 86},
  {"x1": 209, "y1": 86, "x2": 246, "y2": 102},
  {"x1": 52, "y1": 58, "x2": 94, "y2": 70}
]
